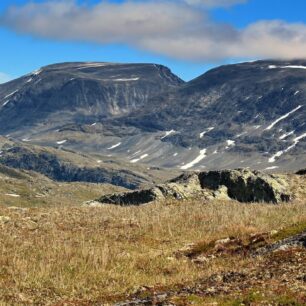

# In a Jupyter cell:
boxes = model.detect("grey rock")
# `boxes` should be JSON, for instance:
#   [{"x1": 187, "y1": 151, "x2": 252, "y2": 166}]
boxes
[
  {"x1": 96, "y1": 168, "x2": 291, "y2": 205},
  {"x1": 199, "y1": 168, "x2": 290, "y2": 203}
]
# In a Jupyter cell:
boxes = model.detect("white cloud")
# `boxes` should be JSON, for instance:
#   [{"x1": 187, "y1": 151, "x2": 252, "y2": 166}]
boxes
[
  {"x1": 0, "y1": 72, "x2": 12, "y2": 84},
  {"x1": 183, "y1": 0, "x2": 247, "y2": 7},
  {"x1": 2, "y1": 1, "x2": 306, "y2": 61}
]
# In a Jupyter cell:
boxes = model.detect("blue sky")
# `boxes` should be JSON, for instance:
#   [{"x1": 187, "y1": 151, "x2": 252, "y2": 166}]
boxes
[{"x1": 1, "y1": 0, "x2": 306, "y2": 82}]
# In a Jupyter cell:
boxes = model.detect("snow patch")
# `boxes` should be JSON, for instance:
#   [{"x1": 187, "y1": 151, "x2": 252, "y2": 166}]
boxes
[
  {"x1": 268, "y1": 132, "x2": 306, "y2": 162},
  {"x1": 77, "y1": 63, "x2": 109, "y2": 70},
  {"x1": 56, "y1": 140, "x2": 67, "y2": 145},
  {"x1": 265, "y1": 105, "x2": 302, "y2": 130},
  {"x1": 161, "y1": 130, "x2": 176, "y2": 139},
  {"x1": 282, "y1": 65, "x2": 306, "y2": 70},
  {"x1": 130, "y1": 154, "x2": 149, "y2": 163},
  {"x1": 265, "y1": 166, "x2": 279, "y2": 170},
  {"x1": 225, "y1": 140, "x2": 235, "y2": 149},
  {"x1": 284, "y1": 132, "x2": 306, "y2": 152},
  {"x1": 131, "y1": 150, "x2": 142, "y2": 157},
  {"x1": 107, "y1": 142, "x2": 121, "y2": 150},
  {"x1": 173, "y1": 153, "x2": 178, "y2": 157},
  {"x1": 114, "y1": 77, "x2": 140, "y2": 82},
  {"x1": 236, "y1": 132, "x2": 247, "y2": 138},
  {"x1": 199, "y1": 127, "x2": 214, "y2": 138},
  {"x1": 226, "y1": 140, "x2": 235, "y2": 146},
  {"x1": 279, "y1": 131, "x2": 295, "y2": 140},
  {"x1": 31, "y1": 69, "x2": 42, "y2": 76},
  {"x1": 268, "y1": 151, "x2": 283, "y2": 163},
  {"x1": 181, "y1": 149, "x2": 207, "y2": 170},
  {"x1": 3, "y1": 90, "x2": 18, "y2": 99},
  {"x1": 269, "y1": 65, "x2": 306, "y2": 70},
  {"x1": 294, "y1": 90, "x2": 300, "y2": 96}
]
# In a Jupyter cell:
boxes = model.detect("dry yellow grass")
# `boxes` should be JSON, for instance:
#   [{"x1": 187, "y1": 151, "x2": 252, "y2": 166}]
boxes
[
  {"x1": 0, "y1": 191, "x2": 306, "y2": 305},
  {"x1": 0, "y1": 173, "x2": 304, "y2": 305}
]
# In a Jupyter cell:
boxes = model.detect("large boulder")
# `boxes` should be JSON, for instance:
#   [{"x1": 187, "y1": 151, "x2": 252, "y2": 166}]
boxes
[
  {"x1": 94, "y1": 169, "x2": 291, "y2": 206},
  {"x1": 199, "y1": 168, "x2": 290, "y2": 203}
]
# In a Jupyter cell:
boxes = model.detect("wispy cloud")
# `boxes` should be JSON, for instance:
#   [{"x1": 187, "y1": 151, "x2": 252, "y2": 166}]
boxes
[
  {"x1": 1, "y1": 0, "x2": 306, "y2": 61},
  {"x1": 0, "y1": 72, "x2": 12, "y2": 84}
]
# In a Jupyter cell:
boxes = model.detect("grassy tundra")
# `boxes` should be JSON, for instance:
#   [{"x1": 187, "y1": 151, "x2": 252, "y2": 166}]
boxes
[{"x1": 0, "y1": 173, "x2": 305, "y2": 305}]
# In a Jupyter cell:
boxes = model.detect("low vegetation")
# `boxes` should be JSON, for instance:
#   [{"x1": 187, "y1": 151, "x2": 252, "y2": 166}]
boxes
[{"x1": 0, "y1": 172, "x2": 305, "y2": 304}]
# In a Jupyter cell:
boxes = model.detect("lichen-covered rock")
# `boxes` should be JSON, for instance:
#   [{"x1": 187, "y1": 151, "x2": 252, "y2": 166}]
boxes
[
  {"x1": 97, "y1": 178, "x2": 207, "y2": 205},
  {"x1": 95, "y1": 168, "x2": 291, "y2": 205},
  {"x1": 199, "y1": 168, "x2": 290, "y2": 203},
  {"x1": 212, "y1": 185, "x2": 231, "y2": 201}
]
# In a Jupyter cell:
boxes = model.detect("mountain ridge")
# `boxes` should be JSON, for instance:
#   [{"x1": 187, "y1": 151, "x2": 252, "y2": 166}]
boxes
[{"x1": 0, "y1": 60, "x2": 305, "y2": 173}]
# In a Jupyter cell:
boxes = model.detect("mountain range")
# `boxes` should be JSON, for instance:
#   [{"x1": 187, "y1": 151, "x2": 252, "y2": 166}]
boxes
[{"x1": 0, "y1": 60, "x2": 305, "y2": 186}]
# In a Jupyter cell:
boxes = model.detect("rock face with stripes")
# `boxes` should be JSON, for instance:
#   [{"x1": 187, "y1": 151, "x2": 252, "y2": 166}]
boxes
[
  {"x1": 0, "y1": 62, "x2": 183, "y2": 133},
  {"x1": 0, "y1": 60, "x2": 305, "y2": 173}
]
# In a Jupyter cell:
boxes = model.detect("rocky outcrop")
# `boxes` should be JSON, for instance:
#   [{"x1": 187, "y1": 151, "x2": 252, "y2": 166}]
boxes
[
  {"x1": 199, "y1": 168, "x2": 290, "y2": 203},
  {"x1": 97, "y1": 173, "x2": 207, "y2": 205},
  {"x1": 95, "y1": 169, "x2": 291, "y2": 205}
]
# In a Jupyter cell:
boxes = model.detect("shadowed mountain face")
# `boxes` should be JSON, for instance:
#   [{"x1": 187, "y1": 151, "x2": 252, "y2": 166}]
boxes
[
  {"x1": 0, "y1": 60, "x2": 305, "y2": 174},
  {"x1": 0, "y1": 62, "x2": 183, "y2": 133}
]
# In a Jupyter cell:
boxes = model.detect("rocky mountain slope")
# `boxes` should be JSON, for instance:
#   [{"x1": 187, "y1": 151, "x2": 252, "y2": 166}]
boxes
[
  {"x1": 117, "y1": 60, "x2": 306, "y2": 171},
  {"x1": 0, "y1": 62, "x2": 183, "y2": 133},
  {"x1": 0, "y1": 60, "x2": 305, "y2": 175},
  {"x1": 0, "y1": 136, "x2": 179, "y2": 189}
]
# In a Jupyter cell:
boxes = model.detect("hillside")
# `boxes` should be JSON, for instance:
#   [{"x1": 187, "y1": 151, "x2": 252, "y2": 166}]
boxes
[
  {"x1": 118, "y1": 60, "x2": 306, "y2": 171},
  {"x1": 0, "y1": 60, "x2": 305, "y2": 174},
  {"x1": 0, "y1": 136, "x2": 179, "y2": 189}
]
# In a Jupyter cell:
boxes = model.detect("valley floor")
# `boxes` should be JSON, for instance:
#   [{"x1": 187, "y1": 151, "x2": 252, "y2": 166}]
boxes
[{"x1": 0, "y1": 174, "x2": 305, "y2": 305}]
